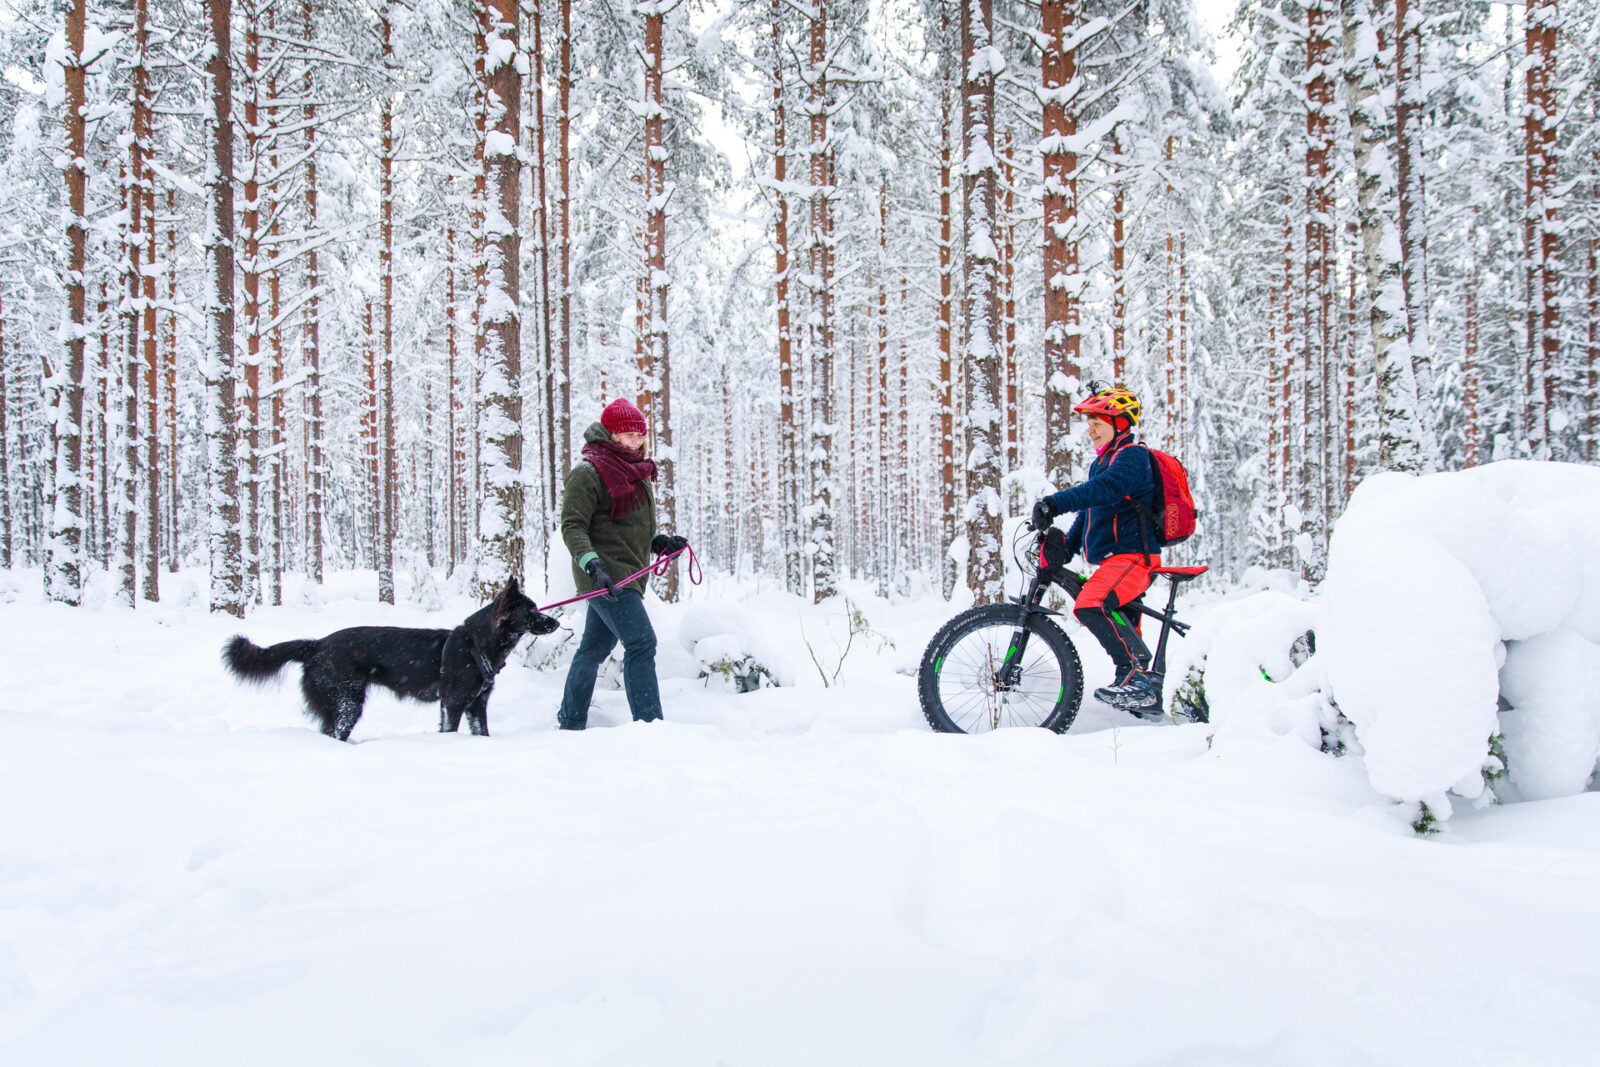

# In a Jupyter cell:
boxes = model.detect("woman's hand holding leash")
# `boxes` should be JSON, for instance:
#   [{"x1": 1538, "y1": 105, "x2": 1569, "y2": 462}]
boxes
[{"x1": 543, "y1": 543, "x2": 702, "y2": 613}]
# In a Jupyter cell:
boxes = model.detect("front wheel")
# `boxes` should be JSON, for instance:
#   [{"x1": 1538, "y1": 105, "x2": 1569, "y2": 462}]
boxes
[{"x1": 918, "y1": 604, "x2": 1083, "y2": 734}]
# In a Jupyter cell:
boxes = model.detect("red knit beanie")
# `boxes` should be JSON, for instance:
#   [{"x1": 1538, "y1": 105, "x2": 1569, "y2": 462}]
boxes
[{"x1": 601, "y1": 397, "x2": 648, "y2": 437}]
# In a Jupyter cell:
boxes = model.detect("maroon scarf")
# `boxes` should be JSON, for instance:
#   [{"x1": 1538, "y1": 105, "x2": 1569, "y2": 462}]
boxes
[{"x1": 582, "y1": 440, "x2": 657, "y2": 519}]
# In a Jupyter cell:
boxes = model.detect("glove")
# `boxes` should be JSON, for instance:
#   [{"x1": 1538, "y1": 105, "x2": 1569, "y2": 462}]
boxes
[
  {"x1": 652, "y1": 534, "x2": 689, "y2": 556},
  {"x1": 583, "y1": 557, "x2": 617, "y2": 600},
  {"x1": 1030, "y1": 497, "x2": 1057, "y2": 532}
]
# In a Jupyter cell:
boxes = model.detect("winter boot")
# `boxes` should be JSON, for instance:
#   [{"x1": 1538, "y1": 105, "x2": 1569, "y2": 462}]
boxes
[{"x1": 1094, "y1": 670, "x2": 1164, "y2": 719}]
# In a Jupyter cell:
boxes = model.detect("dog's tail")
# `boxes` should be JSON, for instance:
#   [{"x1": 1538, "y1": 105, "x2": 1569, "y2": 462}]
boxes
[{"x1": 222, "y1": 635, "x2": 320, "y2": 684}]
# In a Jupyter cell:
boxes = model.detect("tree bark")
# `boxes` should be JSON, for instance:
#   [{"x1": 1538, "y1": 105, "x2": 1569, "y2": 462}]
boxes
[
  {"x1": 806, "y1": 0, "x2": 834, "y2": 603},
  {"x1": 643, "y1": 0, "x2": 677, "y2": 599},
  {"x1": 1302, "y1": 0, "x2": 1335, "y2": 575},
  {"x1": 558, "y1": 0, "x2": 573, "y2": 495},
  {"x1": 165, "y1": 189, "x2": 178, "y2": 572},
  {"x1": 1393, "y1": 0, "x2": 1437, "y2": 460},
  {"x1": 1523, "y1": 0, "x2": 1559, "y2": 457},
  {"x1": 50, "y1": 0, "x2": 89, "y2": 604},
  {"x1": 206, "y1": 0, "x2": 244, "y2": 617},
  {"x1": 378, "y1": 2, "x2": 396, "y2": 604},
  {"x1": 242, "y1": 1, "x2": 263, "y2": 604},
  {"x1": 938, "y1": 39, "x2": 956, "y2": 601},
  {"x1": 264, "y1": 1, "x2": 282, "y2": 604},
  {"x1": 1041, "y1": 0, "x2": 1082, "y2": 489},
  {"x1": 1338, "y1": 0, "x2": 1425, "y2": 471},
  {"x1": 1, "y1": 284, "x2": 10, "y2": 568},
  {"x1": 1110, "y1": 126, "x2": 1126, "y2": 381},
  {"x1": 771, "y1": 2, "x2": 800, "y2": 601},
  {"x1": 135, "y1": 0, "x2": 160, "y2": 601},
  {"x1": 301, "y1": 0, "x2": 324, "y2": 584},
  {"x1": 475, "y1": 0, "x2": 524, "y2": 594},
  {"x1": 961, "y1": 0, "x2": 1004, "y2": 604}
]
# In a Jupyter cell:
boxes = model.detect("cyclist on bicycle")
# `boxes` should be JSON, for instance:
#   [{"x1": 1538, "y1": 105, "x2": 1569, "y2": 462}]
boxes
[{"x1": 1030, "y1": 386, "x2": 1163, "y2": 717}]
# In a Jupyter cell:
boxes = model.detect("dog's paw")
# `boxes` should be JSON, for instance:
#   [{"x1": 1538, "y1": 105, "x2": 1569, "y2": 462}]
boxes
[{"x1": 531, "y1": 612, "x2": 561, "y2": 636}]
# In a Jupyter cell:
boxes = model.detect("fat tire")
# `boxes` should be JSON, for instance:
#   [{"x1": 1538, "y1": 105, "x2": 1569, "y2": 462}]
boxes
[{"x1": 917, "y1": 604, "x2": 1084, "y2": 734}]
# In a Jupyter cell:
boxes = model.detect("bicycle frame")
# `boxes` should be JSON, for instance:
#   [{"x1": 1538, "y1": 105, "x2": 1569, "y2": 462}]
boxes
[{"x1": 999, "y1": 532, "x2": 1193, "y2": 695}]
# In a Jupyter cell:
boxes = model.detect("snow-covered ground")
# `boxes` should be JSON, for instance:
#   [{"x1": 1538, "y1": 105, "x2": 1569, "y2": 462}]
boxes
[{"x1": 2, "y1": 556, "x2": 1599, "y2": 1065}]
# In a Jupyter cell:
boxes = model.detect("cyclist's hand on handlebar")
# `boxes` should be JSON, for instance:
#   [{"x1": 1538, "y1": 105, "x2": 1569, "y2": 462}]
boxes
[{"x1": 1030, "y1": 497, "x2": 1057, "y2": 532}]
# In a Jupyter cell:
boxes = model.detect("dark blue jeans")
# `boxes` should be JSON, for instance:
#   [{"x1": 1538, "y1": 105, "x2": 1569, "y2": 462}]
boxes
[{"x1": 557, "y1": 588, "x2": 662, "y2": 729}]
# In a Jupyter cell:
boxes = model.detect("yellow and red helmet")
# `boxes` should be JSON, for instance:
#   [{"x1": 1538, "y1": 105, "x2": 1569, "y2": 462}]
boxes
[{"x1": 1072, "y1": 386, "x2": 1141, "y2": 430}]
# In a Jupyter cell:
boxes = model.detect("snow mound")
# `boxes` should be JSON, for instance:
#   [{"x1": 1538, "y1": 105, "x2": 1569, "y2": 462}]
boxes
[
  {"x1": 1170, "y1": 590, "x2": 1335, "y2": 748},
  {"x1": 677, "y1": 603, "x2": 791, "y2": 690},
  {"x1": 1320, "y1": 462, "x2": 1600, "y2": 812}
]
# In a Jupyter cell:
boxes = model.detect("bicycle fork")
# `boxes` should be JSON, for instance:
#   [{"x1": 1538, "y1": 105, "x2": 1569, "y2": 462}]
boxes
[{"x1": 996, "y1": 575, "x2": 1047, "y2": 691}]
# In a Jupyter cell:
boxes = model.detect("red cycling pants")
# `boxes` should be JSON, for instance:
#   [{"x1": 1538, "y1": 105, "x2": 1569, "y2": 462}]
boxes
[{"x1": 1073, "y1": 553, "x2": 1157, "y2": 677}]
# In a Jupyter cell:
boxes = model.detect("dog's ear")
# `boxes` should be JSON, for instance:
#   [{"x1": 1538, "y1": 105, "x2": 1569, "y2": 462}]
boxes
[{"x1": 503, "y1": 576, "x2": 519, "y2": 597}]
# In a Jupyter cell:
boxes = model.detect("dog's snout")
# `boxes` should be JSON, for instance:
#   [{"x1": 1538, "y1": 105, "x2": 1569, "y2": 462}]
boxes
[{"x1": 533, "y1": 613, "x2": 561, "y2": 635}]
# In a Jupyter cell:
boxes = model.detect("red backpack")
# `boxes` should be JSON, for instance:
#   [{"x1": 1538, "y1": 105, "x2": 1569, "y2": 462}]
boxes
[{"x1": 1131, "y1": 445, "x2": 1196, "y2": 548}]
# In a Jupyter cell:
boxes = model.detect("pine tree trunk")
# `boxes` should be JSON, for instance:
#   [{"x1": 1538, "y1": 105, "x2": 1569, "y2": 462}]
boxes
[
  {"x1": 961, "y1": 0, "x2": 1004, "y2": 604},
  {"x1": 898, "y1": 279, "x2": 910, "y2": 592},
  {"x1": 97, "y1": 280, "x2": 110, "y2": 566},
  {"x1": 1267, "y1": 278, "x2": 1280, "y2": 560},
  {"x1": 1464, "y1": 256, "x2": 1481, "y2": 468},
  {"x1": 642, "y1": 1, "x2": 677, "y2": 600},
  {"x1": 378, "y1": 3, "x2": 397, "y2": 604},
  {"x1": 1393, "y1": 0, "x2": 1438, "y2": 461},
  {"x1": 557, "y1": 0, "x2": 573, "y2": 495},
  {"x1": 1339, "y1": 0, "x2": 1425, "y2": 471},
  {"x1": 301, "y1": 0, "x2": 324, "y2": 584},
  {"x1": 1, "y1": 285, "x2": 11, "y2": 569},
  {"x1": 1344, "y1": 221, "x2": 1358, "y2": 498},
  {"x1": 206, "y1": 0, "x2": 244, "y2": 617},
  {"x1": 165, "y1": 191, "x2": 178, "y2": 572},
  {"x1": 447, "y1": 215, "x2": 461, "y2": 569},
  {"x1": 806, "y1": 0, "x2": 835, "y2": 603},
  {"x1": 1302, "y1": 0, "x2": 1335, "y2": 575},
  {"x1": 1000, "y1": 131, "x2": 1018, "y2": 480},
  {"x1": 264, "y1": 3, "x2": 283, "y2": 604},
  {"x1": 1180, "y1": 234, "x2": 1190, "y2": 457},
  {"x1": 50, "y1": 0, "x2": 90, "y2": 604},
  {"x1": 532, "y1": 1, "x2": 557, "y2": 521},
  {"x1": 1111, "y1": 126, "x2": 1126, "y2": 381},
  {"x1": 241, "y1": 3, "x2": 265, "y2": 604},
  {"x1": 876, "y1": 184, "x2": 891, "y2": 598},
  {"x1": 476, "y1": 0, "x2": 524, "y2": 595},
  {"x1": 118, "y1": 158, "x2": 139, "y2": 607},
  {"x1": 1280, "y1": 205, "x2": 1294, "y2": 568},
  {"x1": 1041, "y1": 0, "x2": 1082, "y2": 489},
  {"x1": 134, "y1": 0, "x2": 160, "y2": 601},
  {"x1": 363, "y1": 301, "x2": 378, "y2": 564},
  {"x1": 1588, "y1": 230, "x2": 1597, "y2": 462},
  {"x1": 938, "y1": 4, "x2": 956, "y2": 600},
  {"x1": 771, "y1": 3, "x2": 801, "y2": 595},
  {"x1": 1523, "y1": 0, "x2": 1559, "y2": 458}
]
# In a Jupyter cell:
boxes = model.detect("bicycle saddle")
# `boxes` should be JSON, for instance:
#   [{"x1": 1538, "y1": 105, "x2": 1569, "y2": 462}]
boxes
[{"x1": 1149, "y1": 565, "x2": 1207, "y2": 582}]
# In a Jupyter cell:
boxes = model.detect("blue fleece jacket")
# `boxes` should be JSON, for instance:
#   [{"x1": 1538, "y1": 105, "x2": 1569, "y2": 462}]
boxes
[{"x1": 1048, "y1": 434, "x2": 1157, "y2": 565}]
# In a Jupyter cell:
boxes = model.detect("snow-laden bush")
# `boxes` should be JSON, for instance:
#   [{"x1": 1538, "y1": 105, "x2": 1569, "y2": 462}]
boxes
[
  {"x1": 678, "y1": 603, "x2": 789, "y2": 692},
  {"x1": 407, "y1": 554, "x2": 442, "y2": 612},
  {"x1": 1319, "y1": 461, "x2": 1600, "y2": 818},
  {"x1": 1166, "y1": 591, "x2": 1346, "y2": 747}
]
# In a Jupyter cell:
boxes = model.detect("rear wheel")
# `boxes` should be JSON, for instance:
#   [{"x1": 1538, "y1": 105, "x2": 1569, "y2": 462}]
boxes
[{"x1": 917, "y1": 604, "x2": 1083, "y2": 734}]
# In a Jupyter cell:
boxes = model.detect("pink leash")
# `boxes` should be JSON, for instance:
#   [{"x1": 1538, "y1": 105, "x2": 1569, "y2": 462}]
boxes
[{"x1": 538, "y1": 545, "x2": 703, "y2": 612}]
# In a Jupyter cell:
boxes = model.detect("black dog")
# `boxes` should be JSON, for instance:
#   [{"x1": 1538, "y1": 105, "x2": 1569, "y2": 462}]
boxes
[{"x1": 223, "y1": 578, "x2": 560, "y2": 741}]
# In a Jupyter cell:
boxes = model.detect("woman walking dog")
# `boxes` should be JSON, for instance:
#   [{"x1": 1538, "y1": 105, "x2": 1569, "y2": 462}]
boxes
[{"x1": 556, "y1": 397, "x2": 689, "y2": 730}]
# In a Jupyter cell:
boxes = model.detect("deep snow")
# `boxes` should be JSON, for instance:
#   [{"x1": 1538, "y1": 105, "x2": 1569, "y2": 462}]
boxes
[{"x1": 2, "y1": 556, "x2": 1599, "y2": 1065}]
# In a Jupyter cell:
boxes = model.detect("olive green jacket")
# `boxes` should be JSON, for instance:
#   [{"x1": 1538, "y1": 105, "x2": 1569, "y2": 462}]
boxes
[{"x1": 562, "y1": 422, "x2": 658, "y2": 595}]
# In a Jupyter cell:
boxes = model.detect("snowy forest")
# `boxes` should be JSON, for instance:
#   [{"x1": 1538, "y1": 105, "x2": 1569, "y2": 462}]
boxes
[{"x1": 1, "y1": 0, "x2": 1595, "y2": 614}]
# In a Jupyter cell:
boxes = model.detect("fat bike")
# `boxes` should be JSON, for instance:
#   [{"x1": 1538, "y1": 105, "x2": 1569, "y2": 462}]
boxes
[{"x1": 917, "y1": 526, "x2": 1207, "y2": 734}]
